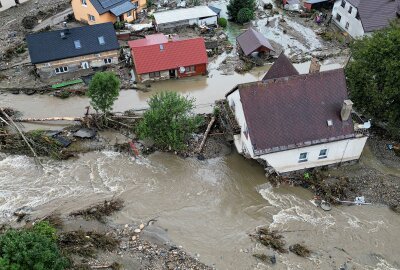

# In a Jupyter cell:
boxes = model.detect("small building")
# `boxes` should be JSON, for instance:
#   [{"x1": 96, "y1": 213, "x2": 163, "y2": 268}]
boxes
[
  {"x1": 26, "y1": 23, "x2": 120, "y2": 79},
  {"x1": 225, "y1": 54, "x2": 369, "y2": 174},
  {"x1": 332, "y1": 0, "x2": 400, "y2": 38},
  {"x1": 153, "y1": 6, "x2": 218, "y2": 31},
  {"x1": 236, "y1": 28, "x2": 274, "y2": 57},
  {"x1": 71, "y1": 0, "x2": 146, "y2": 25},
  {"x1": 302, "y1": 0, "x2": 333, "y2": 10},
  {"x1": 0, "y1": 0, "x2": 29, "y2": 12},
  {"x1": 129, "y1": 34, "x2": 208, "y2": 82}
]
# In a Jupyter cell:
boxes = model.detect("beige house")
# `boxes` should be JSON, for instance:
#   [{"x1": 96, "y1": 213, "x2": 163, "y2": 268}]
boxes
[
  {"x1": 26, "y1": 23, "x2": 120, "y2": 79},
  {"x1": 71, "y1": 0, "x2": 146, "y2": 25}
]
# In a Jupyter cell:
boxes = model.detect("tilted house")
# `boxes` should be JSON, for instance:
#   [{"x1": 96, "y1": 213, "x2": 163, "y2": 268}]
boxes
[
  {"x1": 26, "y1": 23, "x2": 120, "y2": 79},
  {"x1": 332, "y1": 0, "x2": 400, "y2": 38},
  {"x1": 71, "y1": 0, "x2": 146, "y2": 25},
  {"x1": 153, "y1": 6, "x2": 218, "y2": 31},
  {"x1": 225, "y1": 54, "x2": 369, "y2": 173},
  {"x1": 129, "y1": 34, "x2": 208, "y2": 82},
  {"x1": 236, "y1": 28, "x2": 275, "y2": 57}
]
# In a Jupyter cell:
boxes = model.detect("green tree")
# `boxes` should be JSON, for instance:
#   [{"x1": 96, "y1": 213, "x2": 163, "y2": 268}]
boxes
[
  {"x1": 136, "y1": 92, "x2": 203, "y2": 151},
  {"x1": 346, "y1": 22, "x2": 400, "y2": 136},
  {"x1": 87, "y1": 71, "x2": 120, "y2": 115},
  {"x1": 227, "y1": 0, "x2": 256, "y2": 23},
  {"x1": 237, "y1": 8, "x2": 254, "y2": 24},
  {"x1": 0, "y1": 223, "x2": 69, "y2": 270},
  {"x1": 217, "y1": 17, "x2": 228, "y2": 28}
]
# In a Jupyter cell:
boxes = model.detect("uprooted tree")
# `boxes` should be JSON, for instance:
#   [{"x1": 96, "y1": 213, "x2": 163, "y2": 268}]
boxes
[
  {"x1": 87, "y1": 71, "x2": 120, "y2": 117},
  {"x1": 227, "y1": 0, "x2": 256, "y2": 24},
  {"x1": 346, "y1": 22, "x2": 400, "y2": 137},
  {"x1": 136, "y1": 92, "x2": 203, "y2": 151}
]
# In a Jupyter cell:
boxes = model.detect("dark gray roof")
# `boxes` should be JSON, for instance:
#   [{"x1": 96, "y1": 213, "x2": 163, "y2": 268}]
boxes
[
  {"x1": 262, "y1": 53, "x2": 298, "y2": 80},
  {"x1": 346, "y1": 0, "x2": 360, "y2": 7},
  {"x1": 208, "y1": 6, "x2": 221, "y2": 15},
  {"x1": 110, "y1": 1, "x2": 137, "y2": 16},
  {"x1": 90, "y1": 0, "x2": 134, "y2": 15},
  {"x1": 355, "y1": 0, "x2": 399, "y2": 32},
  {"x1": 236, "y1": 28, "x2": 274, "y2": 56},
  {"x1": 26, "y1": 23, "x2": 120, "y2": 64}
]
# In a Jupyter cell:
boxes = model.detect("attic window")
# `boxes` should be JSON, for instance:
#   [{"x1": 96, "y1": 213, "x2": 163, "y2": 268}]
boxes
[
  {"x1": 98, "y1": 36, "x2": 105, "y2": 45},
  {"x1": 159, "y1": 44, "x2": 164, "y2": 51},
  {"x1": 74, "y1": 40, "x2": 81, "y2": 49},
  {"x1": 327, "y1": 119, "x2": 333, "y2": 126}
]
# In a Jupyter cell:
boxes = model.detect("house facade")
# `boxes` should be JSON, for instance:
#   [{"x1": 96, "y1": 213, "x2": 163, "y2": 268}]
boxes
[
  {"x1": 129, "y1": 34, "x2": 208, "y2": 82},
  {"x1": 71, "y1": 0, "x2": 146, "y2": 25},
  {"x1": 332, "y1": 0, "x2": 400, "y2": 38},
  {"x1": 0, "y1": 0, "x2": 29, "y2": 12},
  {"x1": 225, "y1": 54, "x2": 369, "y2": 174},
  {"x1": 26, "y1": 23, "x2": 120, "y2": 79},
  {"x1": 153, "y1": 6, "x2": 218, "y2": 31}
]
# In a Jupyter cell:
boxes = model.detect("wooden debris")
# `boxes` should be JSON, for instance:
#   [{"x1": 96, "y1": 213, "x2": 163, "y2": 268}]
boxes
[{"x1": 196, "y1": 116, "x2": 215, "y2": 153}]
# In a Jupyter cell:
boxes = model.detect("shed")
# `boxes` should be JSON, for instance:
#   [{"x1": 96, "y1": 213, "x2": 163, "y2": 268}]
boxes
[{"x1": 236, "y1": 28, "x2": 274, "y2": 56}]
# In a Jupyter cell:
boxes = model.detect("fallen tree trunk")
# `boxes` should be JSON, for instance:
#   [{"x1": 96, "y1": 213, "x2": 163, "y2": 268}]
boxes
[
  {"x1": 196, "y1": 116, "x2": 216, "y2": 153},
  {"x1": 14, "y1": 117, "x2": 83, "y2": 122}
]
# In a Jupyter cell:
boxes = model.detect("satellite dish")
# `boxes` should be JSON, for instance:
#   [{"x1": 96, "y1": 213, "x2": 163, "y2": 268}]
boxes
[{"x1": 179, "y1": 66, "x2": 185, "y2": 73}]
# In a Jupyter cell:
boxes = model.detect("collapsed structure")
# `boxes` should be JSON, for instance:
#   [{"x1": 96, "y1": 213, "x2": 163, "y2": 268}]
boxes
[{"x1": 224, "y1": 54, "x2": 369, "y2": 173}]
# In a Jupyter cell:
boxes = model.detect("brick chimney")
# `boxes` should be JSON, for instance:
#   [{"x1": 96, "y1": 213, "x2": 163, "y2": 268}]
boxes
[
  {"x1": 309, "y1": 57, "x2": 321, "y2": 74},
  {"x1": 341, "y1": 100, "x2": 353, "y2": 121}
]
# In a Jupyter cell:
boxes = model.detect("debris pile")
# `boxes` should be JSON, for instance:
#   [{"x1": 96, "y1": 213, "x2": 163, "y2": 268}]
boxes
[
  {"x1": 251, "y1": 226, "x2": 287, "y2": 253},
  {"x1": 289, "y1": 243, "x2": 311, "y2": 257},
  {"x1": 70, "y1": 199, "x2": 124, "y2": 222}
]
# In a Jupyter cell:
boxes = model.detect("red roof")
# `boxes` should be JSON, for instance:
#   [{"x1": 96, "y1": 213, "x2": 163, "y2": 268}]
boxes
[
  {"x1": 128, "y1": 34, "x2": 168, "y2": 47},
  {"x1": 129, "y1": 37, "x2": 208, "y2": 74}
]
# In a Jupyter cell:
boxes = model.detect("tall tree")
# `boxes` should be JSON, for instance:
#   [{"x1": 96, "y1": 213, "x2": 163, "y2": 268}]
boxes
[
  {"x1": 346, "y1": 22, "x2": 400, "y2": 136},
  {"x1": 227, "y1": 0, "x2": 256, "y2": 23},
  {"x1": 87, "y1": 71, "x2": 120, "y2": 115},
  {"x1": 136, "y1": 92, "x2": 203, "y2": 151}
]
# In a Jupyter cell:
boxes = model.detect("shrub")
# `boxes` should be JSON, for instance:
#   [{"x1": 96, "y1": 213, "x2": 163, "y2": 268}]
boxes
[
  {"x1": 227, "y1": 0, "x2": 256, "y2": 23},
  {"x1": 217, "y1": 17, "x2": 228, "y2": 28},
  {"x1": 136, "y1": 92, "x2": 203, "y2": 151},
  {"x1": 0, "y1": 225, "x2": 68, "y2": 270},
  {"x1": 237, "y1": 8, "x2": 254, "y2": 24}
]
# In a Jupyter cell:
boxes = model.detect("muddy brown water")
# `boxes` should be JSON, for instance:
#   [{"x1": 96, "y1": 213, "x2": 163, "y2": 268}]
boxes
[{"x1": 1, "y1": 56, "x2": 400, "y2": 269}]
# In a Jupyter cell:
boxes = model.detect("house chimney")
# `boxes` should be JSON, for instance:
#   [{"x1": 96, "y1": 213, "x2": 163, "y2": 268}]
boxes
[
  {"x1": 341, "y1": 100, "x2": 353, "y2": 121},
  {"x1": 309, "y1": 57, "x2": 321, "y2": 73}
]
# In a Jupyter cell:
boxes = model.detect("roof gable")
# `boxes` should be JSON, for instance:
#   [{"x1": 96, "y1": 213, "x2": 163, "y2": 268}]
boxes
[
  {"x1": 238, "y1": 69, "x2": 355, "y2": 154},
  {"x1": 236, "y1": 28, "x2": 274, "y2": 56},
  {"x1": 130, "y1": 37, "x2": 208, "y2": 74},
  {"x1": 26, "y1": 23, "x2": 120, "y2": 64},
  {"x1": 262, "y1": 53, "x2": 299, "y2": 80}
]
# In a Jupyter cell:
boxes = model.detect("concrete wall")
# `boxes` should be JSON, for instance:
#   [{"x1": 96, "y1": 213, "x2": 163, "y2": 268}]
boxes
[
  {"x1": 35, "y1": 50, "x2": 119, "y2": 78},
  {"x1": 199, "y1": 16, "x2": 217, "y2": 26},
  {"x1": 0, "y1": 0, "x2": 29, "y2": 13},
  {"x1": 227, "y1": 88, "x2": 368, "y2": 173},
  {"x1": 332, "y1": 0, "x2": 364, "y2": 38},
  {"x1": 258, "y1": 136, "x2": 368, "y2": 173},
  {"x1": 157, "y1": 15, "x2": 217, "y2": 30},
  {"x1": 138, "y1": 70, "x2": 170, "y2": 82}
]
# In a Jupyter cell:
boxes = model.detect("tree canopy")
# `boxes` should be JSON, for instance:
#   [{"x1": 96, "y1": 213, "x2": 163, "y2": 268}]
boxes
[
  {"x1": 87, "y1": 71, "x2": 120, "y2": 114},
  {"x1": 136, "y1": 92, "x2": 203, "y2": 151},
  {"x1": 227, "y1": 0, "x2": 256, "y2": 23},
  {"x1": 345, "y1": 22, "x2": 400, "y2": 136}
]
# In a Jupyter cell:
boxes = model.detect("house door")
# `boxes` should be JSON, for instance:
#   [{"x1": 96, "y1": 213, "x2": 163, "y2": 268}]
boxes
[
  {"x1": 169, "y1": 69, "x2": 176, "y2": 78},
  {"x1": 81, "y1": 62, "x2": 90, "y2": 69}
]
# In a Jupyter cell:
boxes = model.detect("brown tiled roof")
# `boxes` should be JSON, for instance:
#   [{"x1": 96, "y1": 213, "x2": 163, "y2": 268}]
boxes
[
  {"x1": 236, "y1": 69, "x2": 355, "y2": 155},
  {"x1": 262, "y1": 53, "x2": 299, "y2": 81},
  {"x1": 354, "y1": 0, "x2": 399, "y2": 32},
  {"x1": 236, "y1": 28, "x2": 274, "y2": 56}
]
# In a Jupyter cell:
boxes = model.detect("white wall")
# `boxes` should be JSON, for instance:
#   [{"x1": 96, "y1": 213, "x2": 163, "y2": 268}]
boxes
[
  {"x1": 259, "y1": 136, "x2": 368, "y2": 173},
  {"x1": 332, "y1": 0, "x2": 364, "y2": 38},
  {"x1": 139, "y1": 70, "x2": 169, "y2": 82},
  {"x1": 199, "y1": 16, "x2": 217, "y2": 26},
  {"x1": 0, "y1": 0, "x2": 29, "y2": 12}
]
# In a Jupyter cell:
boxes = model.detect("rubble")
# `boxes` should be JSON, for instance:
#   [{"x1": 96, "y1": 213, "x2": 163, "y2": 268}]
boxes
[
  {"x1": 70, "y1": 199, "x2": 124, "y2": 222},
  {"x1": 250, "y1": 226, "x2": 287, "y2": 253}
]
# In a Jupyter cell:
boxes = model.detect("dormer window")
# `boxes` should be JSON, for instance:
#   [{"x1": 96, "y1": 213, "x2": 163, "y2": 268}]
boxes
[
  {"x1": 74, "y1": 40, "x2": 81, "y2": 49},
  {"x1": 98, "y1": 36, "x2": 105, "y2": 45}
]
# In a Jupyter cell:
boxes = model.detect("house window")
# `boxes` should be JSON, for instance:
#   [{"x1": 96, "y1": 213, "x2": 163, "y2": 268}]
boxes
[
  {"x1": 98, "y1": 36, "x2": 105, "y2": 45},
  {"x1": 340, "y1": 0, "x2": 345, "y2": 8},
  {"x1": 81, "y1": 0, "x2": 87, "y2": 6},
  {"x1": 74, "y1": 40, "x2": 81, "y2": 49},
  {"x1": 348, "y1": 6, "x2": 352, "y2": 14},
  {"x1": 55, "y1": 66, "x2": 68, "y2": 74},
  {"x1": 104, "y1": 58, "x2": 112, "y2": 64},
  {"x1": 88, "y1": 14, "x2": 95, "y2": 21},
  {"x1": 356, "y1": 11, "x2": 360, "y2": 20},
  {"x1": 319, "y1": 149, "x2": 328, "y2": 159},
  {"x1": 299, "y1": 152, "x2": 308, "y2": 163},
  {"x1": 0, "y1": 1, "x2": 2, "y2": 8},
  {"x1": 345, "y1": 22, "x2": 349, "y2": 29},
  {"x1": 149, "y1": 71, "x2": 161, "y2": 78},
  {"x1": 126, "y1": 10, "x2": 132, "y2": 17},
  {"x1": 184, "y1": 66, "x2": 196, "y2": 73},
  {"x1": 336, "y1": 13, "x2": 342, "y2": 22}
]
